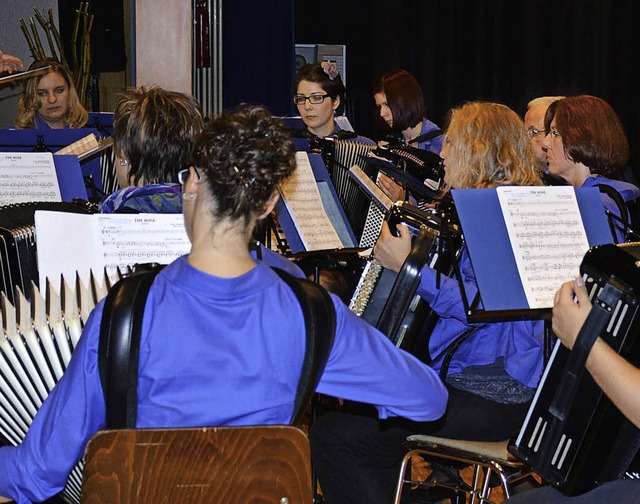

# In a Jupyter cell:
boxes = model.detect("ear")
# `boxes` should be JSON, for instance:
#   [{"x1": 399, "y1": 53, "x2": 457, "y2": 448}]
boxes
[
  {"x1": 332, "y1": 95, "x2": 341, "y2": 112},
  {"x1": 182, "y1": 165, "x2": 203, "y2": 195},
  {"x1": 257, "y1": 189, "x2": 280, "y2": 220}
]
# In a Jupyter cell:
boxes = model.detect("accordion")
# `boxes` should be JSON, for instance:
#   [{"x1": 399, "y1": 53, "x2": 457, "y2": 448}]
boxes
[
  {"x1": 349, "y1": 202, "x2": 461, "y2": 360},
  {"x1": 311, "y1": 135, "x2": 383, "y2": 247},
  {"x1": 0, "y1": 272, "x2": 113, "y2": 504},
  {"x1": 0, "y1": 201, "x2": 95, "y2": 305},
  {"x1": 509, "y1": 243, "x2": 640, "y2": 495}
]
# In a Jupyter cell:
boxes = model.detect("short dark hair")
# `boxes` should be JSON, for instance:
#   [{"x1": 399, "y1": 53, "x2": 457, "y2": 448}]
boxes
[
  {"x1": 194, "y1": 104, "x2": 296, "y2": 224},
  {"x1": 372, "y1": 69, "x2": 426, "y2": 132},
  {"x1": 113, "y1": 86, "x2": 204, "y2": 185},
  {"x1": 294, "y1": 63, "x2": 345, "y2": 115},
  {"x1": 545, "y1": 95, "x2": 629, "y2": 178}
]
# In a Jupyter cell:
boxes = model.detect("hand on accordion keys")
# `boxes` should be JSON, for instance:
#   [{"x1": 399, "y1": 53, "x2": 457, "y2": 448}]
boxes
[
  {"x1": 373, "y1": 220, "x2": 412, "y2": 273},
  {"x1": 552, "y1": 277, "x2": 592, "y2": 351}
]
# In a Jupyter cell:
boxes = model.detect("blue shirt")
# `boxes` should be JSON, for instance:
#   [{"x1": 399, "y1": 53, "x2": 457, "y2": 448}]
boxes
[
  {"x1": 582, "y1": 175, "x2": 640, "y2": 242},
  {"x1": 417, "y1": 248, "x2": 545, "y2": 390},
  {"x1": 0, "y1": 257, "x2": 447, "y2": 503},
  {"x1": 413, "y1": 117, "x2": 443, "y2": 155}
]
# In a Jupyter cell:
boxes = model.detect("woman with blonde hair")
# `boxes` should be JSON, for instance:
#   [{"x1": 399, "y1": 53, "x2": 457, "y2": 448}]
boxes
[
  {"x1": 311, "y1": 101, "x2": 545, "y2": 504},
  {"x1": 15, "y1": 58, "x2": 88, "y2": 129}
]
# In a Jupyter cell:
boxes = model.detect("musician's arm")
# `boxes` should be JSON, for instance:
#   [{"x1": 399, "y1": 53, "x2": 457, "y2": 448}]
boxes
[
  {"x1": 553, "y1": 278, "x2": 640, "y2": 429},
  {"x1": 0, "y1": 496, "x2": 11, "y2": 502}
]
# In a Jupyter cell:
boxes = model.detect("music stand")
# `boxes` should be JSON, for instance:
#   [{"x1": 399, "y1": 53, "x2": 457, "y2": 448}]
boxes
[
  {"x1": 451, "y1": 186, "x2": 614, "y2": 322},
  {"x1": 275, "y1": 151, "x2": 359, "y2": 254}
]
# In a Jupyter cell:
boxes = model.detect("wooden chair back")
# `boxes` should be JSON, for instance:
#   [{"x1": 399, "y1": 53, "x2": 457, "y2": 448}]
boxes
[{"x1": 80, "y1": 425, "x2": 312, "y2": 503}]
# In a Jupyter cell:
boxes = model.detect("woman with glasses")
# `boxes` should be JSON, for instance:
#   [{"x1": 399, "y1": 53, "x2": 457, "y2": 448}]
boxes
[
  {"x1": 293, "y1": 62, "x2": 374, "y2": 144},
  {"x1": 542, "y1": 95, "x2": 640, "y2": 242},
  {"x1": 99, "y1": 86, "x2": 203, "y2": 214},
  {"x1": 100, "y1": 86, "x2": 303, "y2": 276},
  {"x1": 0, "y1": 104, "x2": 449, "y2": 504},
  {"x1": 311, "y1": 101, "x2": 546, "y2": 504}
]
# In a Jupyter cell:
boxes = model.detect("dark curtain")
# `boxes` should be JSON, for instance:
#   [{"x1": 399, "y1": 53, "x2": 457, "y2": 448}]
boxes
[
  {"x1": 295, "y1": 0, "x2": 640, "y2": 177},
  {"x1": 223, "y1": 0, "x2": 295, "y2": 116}
]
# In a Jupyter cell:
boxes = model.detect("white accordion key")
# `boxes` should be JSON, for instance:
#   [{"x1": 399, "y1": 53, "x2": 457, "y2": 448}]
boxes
[
  {"x1": 30, "y1": 281, "x2": 65, "y2": 381},
  {"x1": 15, "y1": 287, "x2": 56, "y2": 394},
  {"x1": 47, "y1": 277, "x2": 73, "y2": 367},
  {"x1": 62, "y1": 275, "x2": 82, "y2": 348}
]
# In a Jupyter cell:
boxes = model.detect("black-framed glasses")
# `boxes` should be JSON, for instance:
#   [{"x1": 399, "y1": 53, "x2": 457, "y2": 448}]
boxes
[
  {"x1": 293, "y1": 93, "x2": 330, "y2": 105},
  {"x1": 526, "y1": 127, "x2": 547, "y2": 139},
  {"x1": 177, "y1": 166, "x2": 201, "y2": 184}
]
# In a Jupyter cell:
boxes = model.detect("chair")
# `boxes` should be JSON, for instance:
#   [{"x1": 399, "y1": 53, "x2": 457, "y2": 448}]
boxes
[
  {"x1": 393, "y1": 435, "x2": 540, "y2": 504},
  {"x1": 80, "y1": 425, "x2": 312, "y2": 504}
]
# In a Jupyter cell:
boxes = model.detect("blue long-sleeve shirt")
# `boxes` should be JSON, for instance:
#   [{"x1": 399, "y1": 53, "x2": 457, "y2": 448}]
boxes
[
  {"x1": 417, "y1": 248, "x2": 545, "y2": 389},
  {"x1": 0, "y1": 256, "x2": 447, "y2": 503},
  {"x1": 582, "y1": 175, "x2": 640, "y2": 242}
]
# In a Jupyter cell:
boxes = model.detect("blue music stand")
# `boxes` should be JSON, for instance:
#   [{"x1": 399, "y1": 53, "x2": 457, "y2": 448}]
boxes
[
  {"x1": 0, "y1": 112, "x2": 114, "y2": 197},
  {"x1": 275, "y1": 152, "x2": 358, "y2": 254},
  {"x1": 54, "y1": 155, "x2": 89, "y2": 201},
  {"x1": 451, "y1": 186, "x2": 613, "y2": 320}
]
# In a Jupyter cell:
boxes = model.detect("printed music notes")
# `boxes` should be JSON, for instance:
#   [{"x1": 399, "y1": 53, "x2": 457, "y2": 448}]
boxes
[
  {"x1": 34, "y1": 212, "x2": 191, "y2": 289},
  {"x1": 497, "y1": 186, "x2": 590, "y2": 309},
  {"x1": 0, "y1": 152, "x2": 62, "y2": 205},
  {"x1": 279, "y1": 152, "x2": 344, "y2": 251}
]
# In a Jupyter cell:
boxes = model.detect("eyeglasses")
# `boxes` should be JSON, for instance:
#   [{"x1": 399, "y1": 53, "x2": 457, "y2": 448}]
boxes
[
  {"x1": 293, "y1": 94, "x2": 330, "y2": 106},
  {"x1": 177, "y1": 166, "x2": 201, "y2": 184},
  {"x1": 526, "y1": 127, "x2": 547, "y2": 139}
]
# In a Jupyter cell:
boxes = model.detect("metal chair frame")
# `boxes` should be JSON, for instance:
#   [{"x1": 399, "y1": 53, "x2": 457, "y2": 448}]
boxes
[{"x1": 393, "y1": 435, "x2": 540, "y2": 504}]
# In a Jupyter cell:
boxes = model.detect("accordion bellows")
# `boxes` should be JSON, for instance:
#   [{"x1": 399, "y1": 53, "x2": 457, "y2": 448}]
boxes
[{"x1": 0, "y1": 272, "x2": 113, "y2": 504}]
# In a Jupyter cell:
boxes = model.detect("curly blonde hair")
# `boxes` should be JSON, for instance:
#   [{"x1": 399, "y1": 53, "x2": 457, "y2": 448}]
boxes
[
  {"x1": 15, "y1": 58, "x2": 88, "y2": 129},
  {"x1": 444, "y1": 101, "x2": 541, "y2": 189}
]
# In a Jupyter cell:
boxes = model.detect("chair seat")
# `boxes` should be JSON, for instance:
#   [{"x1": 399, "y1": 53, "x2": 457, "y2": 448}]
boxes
[{"x1": 405, "y1": 435, "x2": 524, "y2": 467}]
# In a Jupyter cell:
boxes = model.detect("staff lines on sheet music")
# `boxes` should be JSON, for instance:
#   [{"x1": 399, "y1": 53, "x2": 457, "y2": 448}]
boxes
[
  {"x1": 103, "y1": 240, "x2": 182, "y2": 249},
  {"x1": 496, "y1": 186, "x2": 590, "y2": 309}
]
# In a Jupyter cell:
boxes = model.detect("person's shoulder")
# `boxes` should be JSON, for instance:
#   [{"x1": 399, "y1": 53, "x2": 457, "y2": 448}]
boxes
[{"x1": 588, "y1": 176, "x2": 640, "y2": 201}]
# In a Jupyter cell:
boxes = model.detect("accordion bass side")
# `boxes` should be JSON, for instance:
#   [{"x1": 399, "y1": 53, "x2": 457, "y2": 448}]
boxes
[
  {"x1": 349, "y1": 202, "x2": 461, "y2": 359},
  {"x1": 509, "y1": 243, "x2": 640, "y2": 495},
  {"x1": 0, "y1": 202, "x2": 94, "y2": 305}
]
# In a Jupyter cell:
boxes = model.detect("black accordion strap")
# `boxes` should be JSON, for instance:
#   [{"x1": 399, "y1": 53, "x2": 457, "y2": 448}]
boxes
[
  {"x1": 99, "y1": 269, "x2": 159, "y2": 429},
  {"x1": 98, "y1": 266, "x2": 336, "y2": 429},
  {"x1": 272, "y1": 267, "x2": 337, "y2": 425},
  {"x1": 408, "y1": 128, "x2": 443, "y2": 145},
  {"x1": 548, "y1": 280, "x2": 625, "y2": 423}
]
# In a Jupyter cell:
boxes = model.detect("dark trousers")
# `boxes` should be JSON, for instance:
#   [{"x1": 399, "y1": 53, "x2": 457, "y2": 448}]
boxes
[{"x1": 309, "y1": 385, "x2": 530, "y2": 504}]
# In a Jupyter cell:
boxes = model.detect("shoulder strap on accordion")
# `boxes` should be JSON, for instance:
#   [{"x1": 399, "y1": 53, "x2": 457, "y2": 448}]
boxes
[
  {"x1": 272, "y1": 267, "x2": 336, "y2": 425},
  {"x1": 98, "y1": 265, "x2": 336, "y2": 429},
  {"x1": 99, "y1": 269, "x2": 160, "y2": 429}
]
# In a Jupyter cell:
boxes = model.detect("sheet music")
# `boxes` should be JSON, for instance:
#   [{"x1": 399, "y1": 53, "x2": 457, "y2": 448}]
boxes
[
  {"x1": 279, "y1": 151, "x2": 343, "y2": 251},
  {"x1": 348, "y1": 164, "x2": 393, "y2": 211},
  {"x1": 0, "y1": 152, "x2": 61, "y2": 205},
  {"x1": 35, "y1": 211, "x2": 191, "y2": 289},
  {"x1": 497, "y1": 186, "x2": 590, "y2": 309}
]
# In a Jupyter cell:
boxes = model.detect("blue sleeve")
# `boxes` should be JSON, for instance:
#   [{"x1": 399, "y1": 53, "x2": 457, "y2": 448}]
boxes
[
  {"x1": 316, "y1": 296, "x2": 448, "y2": 422},
  {"x1": 417, "y1": 249, "x2": 479, "y2": 324},
  {"x1": 0, "y1": 308, "x2": 106, "y2": 503}
]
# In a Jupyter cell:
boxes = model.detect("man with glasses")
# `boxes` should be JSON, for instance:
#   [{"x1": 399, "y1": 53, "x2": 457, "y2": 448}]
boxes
[{"x1": 524, "y1": 96, "x2": 565, "y2": 173}]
